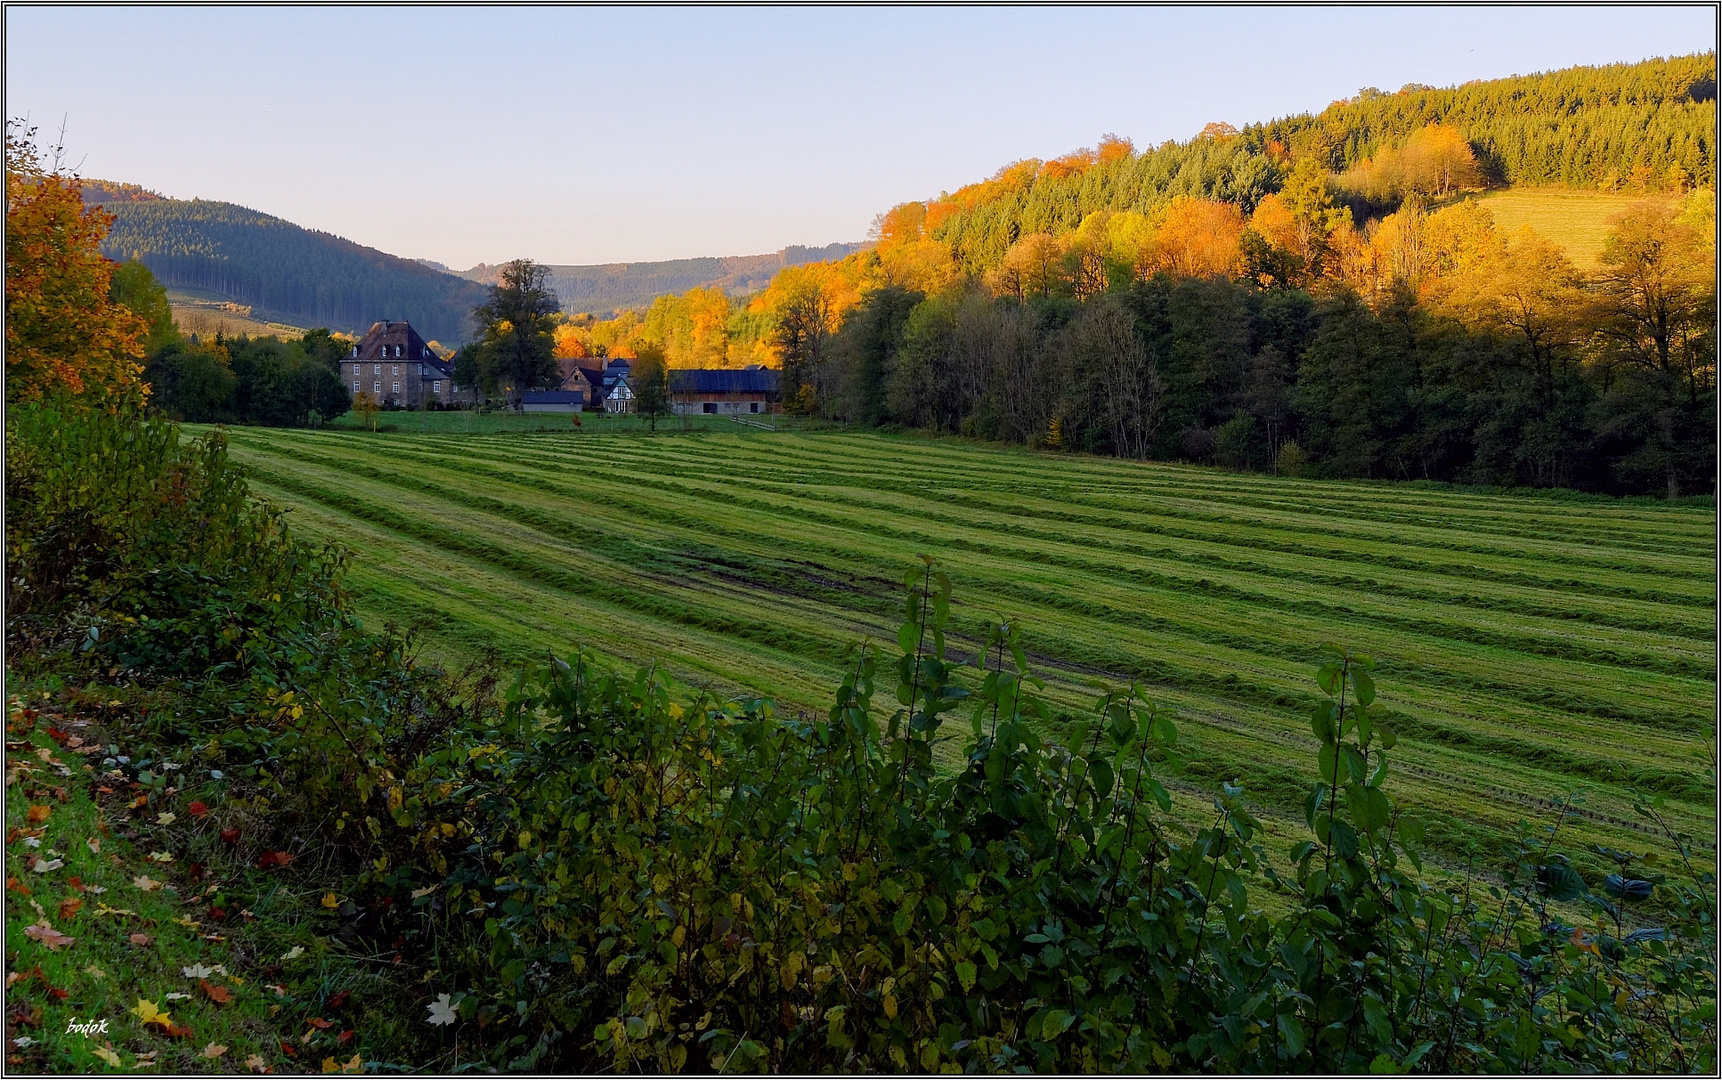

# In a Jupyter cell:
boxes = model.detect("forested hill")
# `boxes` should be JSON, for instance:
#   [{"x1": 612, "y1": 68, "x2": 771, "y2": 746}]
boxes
[
  {"x1": 927, "y1": 52, "x2": 1714, "y2": 272},
  {"x1": 456, "y1": 242, "x2": 865, "y2": 316},
  {"x1": 97, "y1": 198, "x2": 490, "y2": 344}
]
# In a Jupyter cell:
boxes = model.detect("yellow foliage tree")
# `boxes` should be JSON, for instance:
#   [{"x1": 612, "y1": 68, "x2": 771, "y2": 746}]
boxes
[{"x1": 5, "y1": 121, "x2": 147, "y2": 404}]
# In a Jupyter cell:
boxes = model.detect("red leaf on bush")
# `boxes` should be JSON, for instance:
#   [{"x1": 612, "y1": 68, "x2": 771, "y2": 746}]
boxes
[
  {"x1": 187, "y1": 801, "x2": 209, "y2": 818},
  {"x1": 219, "y1": 828, "x2": 241, "y2": 845}
]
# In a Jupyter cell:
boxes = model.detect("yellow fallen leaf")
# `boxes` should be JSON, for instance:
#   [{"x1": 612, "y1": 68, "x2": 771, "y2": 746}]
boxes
[
  {"x1": 243, "y1": 1054, "x2": 267, "y2": 1072},
  {"x1": 202, "y1": 1044, "x2": 227, "y2": 1059},
  {"x1": 131, "y1": 998, "x2": 173, "y2": 1029},
  {"x1": 84, "y1": 964, "x2": 106, "y2": 979},
  {"x1": 321, "y1": 892, "x2": 339, "y2": 910},
  {"x1": 341, "y1": 1053, "x2": 364, "y2": 1074},
  {"x1": 132, "y1": 875, "x2": 162, "y2": 891},
  {"x1": 147, "y1": 851, "x2": 174, "y2": 863},
  {"x1": 174, "y1": 917, "x2": 200, "y2": 928},
  {"x1": 322, "y1": 1058, "x2": 339, "y2": 1073},
  {"x1": 156, "y1": 813, "x2": 177, "y2": 826},
  {"x1": 86, "y1": 837, "x2": 101, "y2": 854},
  {"x1": 95, "y1": 903, "x2": 138, "y2": 917},
  {"x1": 92, "y1": 1043, "x2": 124, "y2": 1067}
]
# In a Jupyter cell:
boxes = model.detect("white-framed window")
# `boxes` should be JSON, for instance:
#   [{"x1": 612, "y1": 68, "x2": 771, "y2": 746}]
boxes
[
  {"x1": 353, "y1": 381, "x2": 360, "y2": 393},
  {"x1": 373, "y1": 382, "x2": 381, "y2": 394},
  {"x1": 392, "y1": 365, "x2": 398, "y2": 375},
  {"x1": 353, "y1": 363, "x2": 360, "y2": 375},
  {"x1": 433, "y1": 381, "x2": 441, "y2": 393},
  {"x1": 392, "y1": 382, "x2": 399, "y2": 393},
  {"x1": 373, "y1": 363, "x2": 380, "y2": 374}
]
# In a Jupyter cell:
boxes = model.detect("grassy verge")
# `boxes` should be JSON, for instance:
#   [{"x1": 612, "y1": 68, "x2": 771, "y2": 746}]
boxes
[{"x1": 3, "y1": 684, "x2": 445, "y2": 1074}]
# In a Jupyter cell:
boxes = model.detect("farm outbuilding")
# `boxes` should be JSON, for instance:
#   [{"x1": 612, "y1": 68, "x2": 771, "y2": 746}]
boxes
[{"x1": 669, "y1": 367, "x2": 778, "y2": 415}]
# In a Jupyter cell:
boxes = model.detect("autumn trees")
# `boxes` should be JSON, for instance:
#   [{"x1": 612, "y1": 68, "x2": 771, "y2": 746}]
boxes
[
  {"x1": 467, "y1": 259, "x2": 561, "y2": 411},
  {"x1": 5, "y1": 120, "x2": 149, "y2": 405}
]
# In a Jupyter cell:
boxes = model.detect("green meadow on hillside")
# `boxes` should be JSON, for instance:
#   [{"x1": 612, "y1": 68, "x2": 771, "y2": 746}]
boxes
[
  {"x1": 219, "y1": 426, "x2": 1717, "y2": 883},
  {"x1": 1473, "y1": 188, "x2": 1645, "y2": 268}
]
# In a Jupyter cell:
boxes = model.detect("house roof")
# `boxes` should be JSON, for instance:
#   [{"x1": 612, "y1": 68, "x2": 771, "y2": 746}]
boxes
[
  {"x1": 354, "y1": 321, "x2": 437, "y2": 362},
  {"x1": 669, "y1": 368, "x2": 779, "y2": 395}
]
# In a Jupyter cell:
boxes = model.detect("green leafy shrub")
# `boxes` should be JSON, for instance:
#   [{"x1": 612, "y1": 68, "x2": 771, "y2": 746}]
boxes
[{"x1": 434, "y1": 560, "x2": 1714, "y2": 1072}]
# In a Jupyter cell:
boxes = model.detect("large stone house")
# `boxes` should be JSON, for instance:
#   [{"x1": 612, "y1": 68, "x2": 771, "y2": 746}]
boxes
[{"x1": 345, "y1": 321, "x2": 464, "y2": 407}]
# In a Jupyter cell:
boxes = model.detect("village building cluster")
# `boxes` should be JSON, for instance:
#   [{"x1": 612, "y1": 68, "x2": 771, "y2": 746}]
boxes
[{"x1": 350, "y1": 320, "x2": 779, "y2": 415}]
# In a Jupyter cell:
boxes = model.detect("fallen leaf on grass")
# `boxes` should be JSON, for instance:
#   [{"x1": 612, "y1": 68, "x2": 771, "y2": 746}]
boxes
[
  {"x1": 321, "y1": 892, "x2": 339, "y2": 909},
  {"x1": 426, "y1": 993, "x2": 458, "y2": 1026},
  {"x1": 6, "y1": 876, "x2": 28, "y2": 895},
  {"x1": 165, "y1": 992, "x2": 191, "y2": 1001},
  {"x1": 337, "y1": 1029, "x2": 354, "y2": 1043},
  {"x1": 200, "y1": 980, "x2": 233, "y2": 1004},
  {"x1": 131, "y1": 875, "x2": 163, "y2": 891},
  {"x1": 161, "y1": 1021, "x2": 195, "y2": 1038},
  {"x1": 409, "y1": 886, "x2": 436, "y2": 899},
  {"x1": 278, "y1": 1039, "x2": 298, "y2": 1058},
  {"x1": 58, "y1": 897, "x2": 83, "y2": 920},
  {"x1": 128, "y1": 795, "x2": 148, "y2": 809},
  {"x1": 128, "y1": 932, "x2": 153, "y2": 946},
  {"x1": 256, "y1": 850, "x2": 293, "y2": 868},
  {"x1": 26, "y1": 804, "x2": 50, "y2": 823},
  {"x1": 187, "y1": 801, "x2": 209, "y2": 818},
  {"x1": 147, "y1": 851, "x2": 174, "y2": 863},
  {"x1": 220, "y1": 827, "x2": 241, "y2": 845},
  {"x1": 201, "y1": 1043, "x2": 227, "y2": 1059},
  {"x1": 66, "y1": 875, "x2": 86, "y2": 892},
  {"x1": 85, "y1": 837, "x2": 101, "y2": 855},
  {"x1": 307, "y1": 1016, "x2": 334, "y2": 1030},
  {"x1": 131, "y1": 999, "x2": 173, "y2": 1029},
  {"x1": 155, "y1": 813, "x2": 176, "y2": 826},
  {"x1": 92, "y1": 1043, "x2": 124, "y2": 1067},
  {"x1": 23, "y1": 923, "x2": 73, "y2": 950},
  {"x1": 94, "y1": 903, "x2": 137, "y2": 917},
  {"x1": 243, "y1": 1053, "x2": 268, "y2": 1072},
  {"x1": 173, "y1": 917, "x2": 200, "y2": 929},
  {"x1": 31, "y1": 858, "x2": 64, "y2": 874},
  {"x1": 84, "y1": 965, "x2": 105, "y2": 979},
  {"x1": 327, "y1": 991, "x2": 350, "y2": 1009},
  {"x1": 280, "y1": 946, "x2": 304, "y2": 961}
]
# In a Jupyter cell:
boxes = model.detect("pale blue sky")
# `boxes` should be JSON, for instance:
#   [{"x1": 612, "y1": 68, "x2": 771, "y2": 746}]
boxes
[{"x1": 6, "y1": 6, "x2": 1714, "y2": 268}]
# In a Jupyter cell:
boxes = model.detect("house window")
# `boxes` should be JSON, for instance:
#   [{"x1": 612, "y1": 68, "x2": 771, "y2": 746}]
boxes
[
  {"x1": 374, "y1": 382, "x2": 381, "y2": 394},
  {"x1": 392, "y1": 382, "x2": 400, "y2": 394},
  {"x1": 353, "y1": 364, "x2": 360, "y2": 375},
  {"x1": 433, "y1": 381, "x2": 441, "y2": 393},
  {"x1": 353, "y1": 381, "x2": 360, "y2": 393},
  {"x1": 392, "y1": 365, "x2": 398, "y2": 375},
  {"x1": 750, "y1": 402, "x2": 759, "y2": 413},
  {"x1": 373, "y1": 363, "x2": 380, "y2": 374},
  {"x1": 703, "y1": 402, "x2": 716, "y2": 414}
]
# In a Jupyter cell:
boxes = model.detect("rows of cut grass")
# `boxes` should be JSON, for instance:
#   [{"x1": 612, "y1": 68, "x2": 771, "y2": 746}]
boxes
[{"x1": 221, "y1": 426, "x2": 1717, "y2": 875}]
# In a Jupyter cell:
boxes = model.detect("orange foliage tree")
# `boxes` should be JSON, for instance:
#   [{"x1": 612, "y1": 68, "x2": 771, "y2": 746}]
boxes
[
  {"x1": 5, "y1": 120, "x2": 147, "y2": 404},
  {"x1": 1148, "y1": 198, "x2": 1245, "y2": 278}
]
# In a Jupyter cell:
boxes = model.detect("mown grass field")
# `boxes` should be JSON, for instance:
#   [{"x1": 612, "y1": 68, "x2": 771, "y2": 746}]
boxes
[
  {"x1": 1473, "y1": 187, "x2": 1643, "y2": 269},
  {"x1": 219, "y1": 426, "x2": 1717, "y2": 879}
]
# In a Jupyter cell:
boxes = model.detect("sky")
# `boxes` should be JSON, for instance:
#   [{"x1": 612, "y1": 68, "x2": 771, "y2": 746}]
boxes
[{"x1": 6, "y1": 6, "x2": 1715, "y2": 269}]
